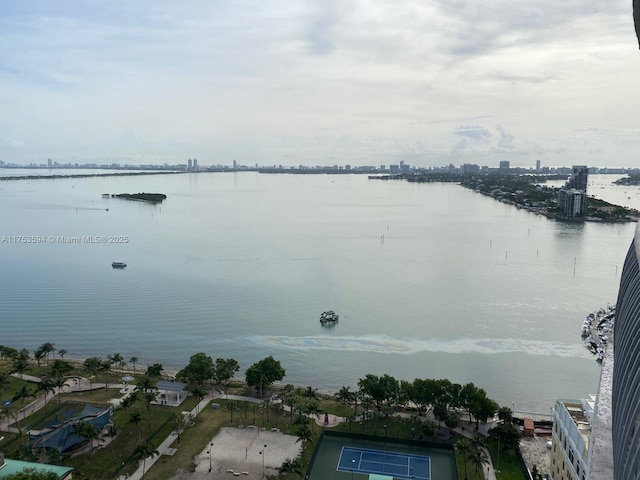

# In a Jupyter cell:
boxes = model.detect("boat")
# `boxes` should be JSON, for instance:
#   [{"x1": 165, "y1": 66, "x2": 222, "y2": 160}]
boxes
[
  {"x1": 320, "y1": 310, "x2": 339, "y2": 325},
  {"x1": 112, "y1": 262, "x2": 127, "y2": 268}
]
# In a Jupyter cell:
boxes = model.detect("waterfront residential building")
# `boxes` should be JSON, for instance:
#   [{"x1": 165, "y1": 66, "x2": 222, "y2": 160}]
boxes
[
  {"x1": 558, "y1": 189, "x2": 586, "y2": 218},
  {"x1": 551, "y1": 398, "x2": 593, "y2": 480},
  {"x1": 612, "y1": 222, "x2": 640, "y2": 480}
]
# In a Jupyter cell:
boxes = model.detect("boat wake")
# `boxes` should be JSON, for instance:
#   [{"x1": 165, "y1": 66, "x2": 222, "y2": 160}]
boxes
[{"x1": 253, "y1": 335, "x2": 590, "y2": 358}]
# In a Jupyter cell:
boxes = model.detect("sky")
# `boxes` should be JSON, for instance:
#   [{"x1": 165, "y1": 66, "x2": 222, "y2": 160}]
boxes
[{"x1": 1, "y1": 0, "x2": 640, "y2": 168}]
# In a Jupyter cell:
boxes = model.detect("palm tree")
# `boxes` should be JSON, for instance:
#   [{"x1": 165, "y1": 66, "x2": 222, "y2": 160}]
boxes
[
  {"x1": 73, "y1": 421, "x2": 100, "y2": 454},
  {"x1": 455, "y1": 438, "x2": 472, "y2": 480},
  {"x1": 12, "y1": 384, "x2": 34, "y2": 421},
  {"x1": 134, "y1": 442, "x2": 160, "y2": 477},
  {"x1": 469, "y1": 444, "x2": 489, "y2": 475},
  {"x1": 295, "y1": 422, "x2": 313, "y2": 445},
  {"x1": 40, "y1": 342, "x2": 55, "y2": 367},
  {"x1": 305, "y1": 401, "x2": 322, "y2": 431},
  {"x1": 130, "y1": 356, "x2": 139, "y2": 376},
  {"x1": 52, "y1": 376, "x2": 67, "y2": 405},
  {"x1": 58, "y1": 348, "x2": 67, "y2": 360},
  {"x1": 278, "y1": 458, "x2": 303, "y2": 477},
  {"x1": 120, "y1": 391, "x2": 138, "y2": 411},
  {"x1": 143, "y1": 391, "x2": 158, "y2": 425},
  {"x1": 37, "y1": 377, "x2": 56, "y2": 407},
  {"x1": 33, "y1": 348, "x2": 45, "y2": 367},
  {"x1": 335, "y1": 386, "x2": 352, "y2": 407},
  {"x1": 12, "y1": 350, "x2": 30, "y2": 380},
  {"x1": 129, "y1": 411, "x2": 143, "y2": 443},
  {"x1": 303, "y1": 386, "x2": 318, "y2": 405},
  {"x1": 136, "y1": 375, "x2": 156, "y2": 393},
  {"x1": 101, "y1": 359, "x2": 113, "y2": 388},
  {"x1": 83, "y1": 357, "x2": 102, "y2": 390},
  {"x1": 109, "y1": 353, "x2": 123, "y2": 374}
]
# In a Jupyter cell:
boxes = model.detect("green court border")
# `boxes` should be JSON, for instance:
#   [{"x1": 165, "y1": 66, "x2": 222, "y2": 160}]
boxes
[{"x1": 305, "y1": 430, "x2": 458, "y2": 480}]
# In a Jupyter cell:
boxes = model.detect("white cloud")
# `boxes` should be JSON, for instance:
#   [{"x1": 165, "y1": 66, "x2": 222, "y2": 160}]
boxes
[{"x1": 0, "y1": 0, "x2": 639, "y2": 167}]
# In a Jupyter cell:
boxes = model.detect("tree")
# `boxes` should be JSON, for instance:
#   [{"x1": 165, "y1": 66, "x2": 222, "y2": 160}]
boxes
[
  {"x1": 171, "y1": 412, "x2": 195, "y2": 444},
  {"x1": 136, "y1": 375, "x2": 156, "y2": 393},
  {"x1": 73, "y1": 420, "x2": 100, "y2": 454},
  {"x1": 58, "y1": 348, "x2": 67, "y2": 360},
  {"x1": 52, "y1": 376, "x2": 67, "y2": 405},
  {"x1": 245, "y1": 356, "x2": 285, "y2": 396},
  {"x1": 83, "y1": 357, "x2": 102, "y2": 390},
  {"x1": 120, "y1": 391, "x2": 139, "y2": 411},
  {"x1": 278, "y1": 458, "x2": 303, "y2": 477},
  {"x1": 190, "y1": 384, "x2": 207, "y2": 413},
  {"x1": 305, "y1": 401, "x2": 322, "y2": 431},
  {"x1": 455, "y1": 438, "x2": 472, "y2": 480},
  {"x1": 178, "y1": 352, "x2": 214, "y2": 386},
  {"x1": 49, "y1": 359, "x2": 73, "y2": 378},
  {"x1": 469, "y1": 445, "x2": 489, "y2": 474},
  {"x1": 498, "y1": 406, "x2": 513, "y2": 423},
  {"x1": 128, "y1": 411, "x2": 143, "y2": 443},
  {"x1": 146, "y1": 363, "x2": 163, "y2": 378},
  {"x1": 12, "y1": 349, "x2": 30, "y2": 380},
  {"x1": 134, "y1": 442, "x2": 160, "y2": 477},
  {"x1": 143, "y1": 391, "x2": 158, "y2": 425},
  {"x1": 335, "y1": 386, "x2": 352, "y2": 407},
  {"x1": 488, "y1": 422, "x2": 522, "y2": 451},
  {"x1": 213, "y1": 357, "x2": 240, "y2": 395},
  {"x1": 469, "y1": 389, "x2": 498, "y2": 429},
  {"x1": 39, "y1": 342, "x2": 55, "y2": 367},
  {"x1": 357, "y1": 374, "x2": 400, "y2": 411},
  {"x1": 130, "y1": 356, "x2": 139, "y2": 375},
  {"x1": 445, "y1": 411, "x2": 460, "y2": 432},
  {"x1": 12, "y1": 384, "x2": 34, "y2": 420},
  {"x1": 303, "y1": 386, "x2": 318, "y2": 404},
  {"x1": 33, "y1": 348, "x2": 45, "y2": 367},
  {"x1": 295, "y1": 422, "x2": 313, "y2": 445},
  {"x1": 108, "y1": 353, "x2": 123, "y2": 374},
  {"x1": 37, "y1": 377, "x2": 56, "y2": 407}
]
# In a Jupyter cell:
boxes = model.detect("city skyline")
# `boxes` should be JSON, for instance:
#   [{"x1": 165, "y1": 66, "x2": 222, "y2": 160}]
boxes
[{"x1": 1, "y1": 1, "x2": 640, "y2": 167}]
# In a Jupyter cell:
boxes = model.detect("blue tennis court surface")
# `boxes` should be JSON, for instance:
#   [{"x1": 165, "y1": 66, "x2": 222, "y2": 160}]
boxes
[{"x1": 337, "y1": 446, "x2": 431, "y2": 480}]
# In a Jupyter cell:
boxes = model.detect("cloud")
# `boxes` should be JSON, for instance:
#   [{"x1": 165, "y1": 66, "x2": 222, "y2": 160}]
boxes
[{"x1": 454, "y1": 125, "x2": 492, "y2": 140}]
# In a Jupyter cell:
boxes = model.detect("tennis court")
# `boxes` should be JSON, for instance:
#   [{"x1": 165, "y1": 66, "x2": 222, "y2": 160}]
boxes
[
  {"x1": 306, "y1": 431, "x2": 456, "y2": 480},
  {"x1": 338, "y1": 446, "x2": 431, "y2": 480}
]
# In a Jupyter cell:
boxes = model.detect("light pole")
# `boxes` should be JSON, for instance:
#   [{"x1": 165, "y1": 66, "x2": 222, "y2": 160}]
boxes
[
  {"x1": 384, "y1": 424, "x2": 388, "y2": 441},
  {"x1": 351, "y1": 459, "x2": 355, "y2": 480},
  {"x1": 260, "y1": 444, "x2": 267, "y2": 478},
  {"x1": 208, "y1": 442, "x2": 213, "y2": 472}
]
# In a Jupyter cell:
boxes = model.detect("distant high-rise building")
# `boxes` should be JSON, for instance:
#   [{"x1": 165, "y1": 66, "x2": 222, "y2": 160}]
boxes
[
  {"x1": 47, "y1": 158, "x2": 53, "y2": 168},
  {"x1": 187, "y1": 158, "x2": 193, "y2": 170},
  {"x1": 566, "y1": 166, "x2": 589, "y2": 192},
  {"x1": 536, "y1": 159, "x2": 541, "y2": 172},
  {"x1": 499, "y1": 160, "x2": 510, "y2": 170},
  {"x1": 193, "y1": 159, "x2": 198, "y2": 170},
  {"x1": 233, "y1": 160, "x2": 237, "y2": 169}
]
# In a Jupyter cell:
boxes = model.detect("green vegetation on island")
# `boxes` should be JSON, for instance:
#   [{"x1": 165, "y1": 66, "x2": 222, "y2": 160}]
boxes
[
  {"x1": 372, "y1": 172, "x2": 639, "y2": 222},
  {"x1": 112, "y1": 192, "x2": 167, "y2": 203}
]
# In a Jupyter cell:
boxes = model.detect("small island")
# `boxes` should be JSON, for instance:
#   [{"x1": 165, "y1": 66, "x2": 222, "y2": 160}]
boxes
[
  {"x1": 320, "y1": 310, "x2": 339, "y2": 325},
  {"x1": 107, "y1": 192, "x2": 167, "y2": 203}
]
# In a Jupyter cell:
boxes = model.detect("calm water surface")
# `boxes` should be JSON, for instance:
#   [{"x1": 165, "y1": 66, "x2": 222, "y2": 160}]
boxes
[{"x1": 0, "y1": 172, "x2": 633, "y2": 415}]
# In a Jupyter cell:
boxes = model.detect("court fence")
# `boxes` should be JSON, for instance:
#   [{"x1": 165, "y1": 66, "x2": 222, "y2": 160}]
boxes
[{"x1": 305, "y1": 429, "x2": 456, "y2": 479}]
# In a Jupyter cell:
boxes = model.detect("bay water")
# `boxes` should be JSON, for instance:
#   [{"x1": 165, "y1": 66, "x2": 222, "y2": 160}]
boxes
[{"x1": 0, "y1": 171, "x2": 634, "y2": 416}]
